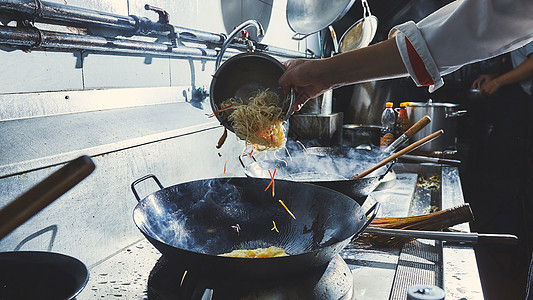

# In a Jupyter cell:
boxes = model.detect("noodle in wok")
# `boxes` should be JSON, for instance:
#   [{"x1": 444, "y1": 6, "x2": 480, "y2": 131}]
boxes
[{"x1": 220, "y1": 90, "x2": 286, "y2": 151}]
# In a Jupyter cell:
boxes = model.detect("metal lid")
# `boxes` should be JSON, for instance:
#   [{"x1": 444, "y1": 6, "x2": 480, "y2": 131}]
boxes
[
  {"x1": 408, "y1": 101, "x2": 459, "y2": 108},
  {"x1": 343, "y1": 124, "x2": 383, "y2": 130}
]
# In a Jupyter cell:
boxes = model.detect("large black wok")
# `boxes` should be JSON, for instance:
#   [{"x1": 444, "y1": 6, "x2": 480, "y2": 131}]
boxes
[
  {"x1": 0, "y1": 155, "x2": 93, "y2": 300},
  {"x1": 241, "y1": 146, "x2": 394, "y2": 205},
  {"x1": 0, "y1": 251, "x2": 88, "y2": 300},
  {"x1": 131, "y1": 175, "x2": 377, "y2": 280}
]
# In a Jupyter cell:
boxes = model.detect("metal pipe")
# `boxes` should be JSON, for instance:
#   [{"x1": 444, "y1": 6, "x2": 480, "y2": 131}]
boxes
[
  {"x1": 0, "y1": 0, "x2": 137, "y2": 31},
  {"x1": 0, "y1": 25, "x2": 225, "y2": 60},
  {"x1": 0, "y1": 0, "x2": 310, "y2": 59},
  {"x1": 0, "y1": 0, "x2": 224, "y2": 43},
  {"x1": 0, "y1": 0, "x2": 308, "y2": 58}
]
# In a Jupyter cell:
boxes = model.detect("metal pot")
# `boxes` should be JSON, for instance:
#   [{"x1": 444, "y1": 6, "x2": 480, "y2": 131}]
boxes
[
  {"x1": 407, "y1": 101, "x2": 466, "y2": 152},
  {"x1": 209, "y1": 52, "x2": 294, "y2": 133}
]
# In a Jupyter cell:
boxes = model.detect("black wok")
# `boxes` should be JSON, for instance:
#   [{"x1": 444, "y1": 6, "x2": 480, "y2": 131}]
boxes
[
  {"x1": 131, "y1": 175, "x2": 377, "y2": 280},
  {"x1": 0, "y1": 251, "x2": 89, "y2": 300},
  {"x1": 241, "y1": 146, "x2": 393, "y2": 205},
  {"x1": 0, "y1": 155, "x2": 94, "y2": 300}
]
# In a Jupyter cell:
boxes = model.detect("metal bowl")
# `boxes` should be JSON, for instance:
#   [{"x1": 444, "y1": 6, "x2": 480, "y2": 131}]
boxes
[
  {"x1": 209, "y1": 52, "x2": 294, "y2": 132},
  {"x1": 342, "y1": 124, "x2": 382, "y2": 148},
  {"x1": 339, "y1": 15, "x2": 378, "y2": 52}
]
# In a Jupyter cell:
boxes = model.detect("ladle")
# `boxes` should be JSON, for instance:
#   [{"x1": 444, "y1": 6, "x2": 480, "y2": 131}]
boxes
[
  {"x1": 352, "y1": 130, "x2": 443, "y2": 179},
  {"x1": 383, "y1": 115, "x2": 431, "y2": 153}
]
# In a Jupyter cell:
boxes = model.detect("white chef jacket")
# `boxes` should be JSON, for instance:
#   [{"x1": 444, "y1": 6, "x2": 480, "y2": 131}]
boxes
[{"x1": 389, "y1": 0, "x2": 533, "y2": 92}]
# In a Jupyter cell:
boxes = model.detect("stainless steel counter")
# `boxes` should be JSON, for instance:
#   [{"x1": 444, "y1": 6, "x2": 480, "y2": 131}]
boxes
[{"x1": 78, "y1": 163, "x2": 483, "y2": 300}]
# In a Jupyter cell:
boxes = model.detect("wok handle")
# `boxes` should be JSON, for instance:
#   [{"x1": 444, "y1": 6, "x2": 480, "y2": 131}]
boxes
[
  {"x1": 359, "y1": 201, "x2": 380, "y2": 235},
  {"x1": 477, "y1": 233, "x2": 519, "y2": 245},
  {"x1": 378, "y1": 161, "x2": 396, "y2": 180},
  {"x1": 131, "y1": 174, "x2": 164, "y2": 202},
  {"x1": 0, "y1": 155, "x2": 95, "y2": 241},
  {"x1": 238, "y1": 153, "x2": 257, "y2": 169}
]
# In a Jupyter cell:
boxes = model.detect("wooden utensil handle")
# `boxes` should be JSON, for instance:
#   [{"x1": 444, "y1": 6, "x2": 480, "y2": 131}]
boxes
[
  {"x1": 404, "y1": 115, "x2": 431, "y2": 138},
  {"x1": 0, "y1": 155, "x2": 95, "y2": 240},
  {"x1": 353, "y1": 130, "x2": 443, "y2": 179}
]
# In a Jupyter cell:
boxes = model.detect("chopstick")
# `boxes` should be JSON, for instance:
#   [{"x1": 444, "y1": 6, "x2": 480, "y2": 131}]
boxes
[{"x1": 352, "y1": 130, "x2": 443, "y2": 179}]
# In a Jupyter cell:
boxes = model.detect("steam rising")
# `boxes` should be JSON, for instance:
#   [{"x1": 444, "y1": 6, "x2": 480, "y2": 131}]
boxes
[
  {"x1": 135, "y1": 179, "x2": 248, "y2": 254},
  {"x1": 245, "y1": 141, "x2": 390, "y2": 181}
]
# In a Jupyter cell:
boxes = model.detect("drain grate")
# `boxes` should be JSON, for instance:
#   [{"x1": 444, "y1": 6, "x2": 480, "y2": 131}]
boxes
[
  {"x1": 389, "y1": 239, "x2": 443, "y2": 299},
  {"x1": 390, "y1": 166, "x2": 444, "y2": 300}
]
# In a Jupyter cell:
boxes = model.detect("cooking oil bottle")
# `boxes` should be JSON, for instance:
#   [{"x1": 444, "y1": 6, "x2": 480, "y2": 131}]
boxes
[
  {"x1": 395, "y1": 102, "x2": 411, "y2": 137},
  {"x1": 380, "y1": 102, "x2": 396, "y2": 150}
]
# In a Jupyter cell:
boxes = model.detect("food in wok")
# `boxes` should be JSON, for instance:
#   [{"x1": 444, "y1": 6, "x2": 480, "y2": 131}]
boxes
[{"x1": 219, "y1": 246, "x2": 289, "y2": 258}]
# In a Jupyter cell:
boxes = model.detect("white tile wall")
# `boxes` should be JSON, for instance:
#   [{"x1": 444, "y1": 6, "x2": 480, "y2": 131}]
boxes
[
  {"x1": 0, "y1": 0, "x2": 304, "y2": 94},
  {"x1": 0, "y1": 50, "x2": 83, "y2": 94}
]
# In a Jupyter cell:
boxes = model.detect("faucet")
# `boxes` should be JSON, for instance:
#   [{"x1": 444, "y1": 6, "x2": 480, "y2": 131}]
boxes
[
  {"x1": 144, "y1": 4, "x2": 178, "y2": 48},
  {"x1": 215, "y1": 20, "x2": 264, "y2": 70}
]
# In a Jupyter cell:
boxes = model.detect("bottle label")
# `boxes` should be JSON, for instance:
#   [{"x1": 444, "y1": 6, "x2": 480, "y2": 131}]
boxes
[{"x1": 380, "y1": 133, "x2": 394, "y2": 150}]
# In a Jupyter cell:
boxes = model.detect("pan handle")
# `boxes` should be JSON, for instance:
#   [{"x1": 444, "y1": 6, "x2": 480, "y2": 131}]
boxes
[
  {"x1": 131, "y1": 174, "x2": 164, "y2": 202},
  {"x1": 378, "y1": 160, "x2": 396, "y2": 180},
  {"x1": 358, "y1": 201, "x2": 380, "y2": 236},
  {"x1": 238, "y1": 153, "x2": 257, "y2": 169}
]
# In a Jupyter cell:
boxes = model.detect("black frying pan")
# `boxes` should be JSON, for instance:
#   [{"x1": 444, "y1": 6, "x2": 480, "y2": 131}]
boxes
[{"x1": 131, "y1": 175, "x2": 378, "y2": 280}]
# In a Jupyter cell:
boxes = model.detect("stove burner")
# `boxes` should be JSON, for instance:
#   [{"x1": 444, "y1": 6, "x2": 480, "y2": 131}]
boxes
[{"x1": 147, "y1": 254, "x2": 353, "y2": 300}]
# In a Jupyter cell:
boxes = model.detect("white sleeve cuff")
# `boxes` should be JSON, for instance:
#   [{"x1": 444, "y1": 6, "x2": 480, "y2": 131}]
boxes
[{"x1": 390, "y1": 21, "x2": 444, "y2": 93}]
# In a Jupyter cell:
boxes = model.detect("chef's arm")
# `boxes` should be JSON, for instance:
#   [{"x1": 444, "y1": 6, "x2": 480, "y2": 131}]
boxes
[
  {"x1": 391, "y1": 0, "x2": 533, "y2": 92},
  {"x1": 280, "y1": 0, "x2": 533, "y2": 110},
  {"x1": 487, "y1": 54, "x2": 533, "y2": 92},
  {"x1": 318, "y1": 38, "x2": 407, "y2": 89},
  {"x1": 279, "y1": 38, "x2": 407, "y2": 111}
]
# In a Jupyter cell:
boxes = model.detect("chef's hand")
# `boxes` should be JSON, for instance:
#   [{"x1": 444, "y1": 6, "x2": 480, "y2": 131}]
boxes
[
  {"x1": 479, "y1": 79, "x2": 501, "y2": 96},
  {"x1": 471, "y1": 74, "x2": 495, "y2": 89},
  {"x1": 279, "y1": 59, "x2": 332, "y2": 113}
]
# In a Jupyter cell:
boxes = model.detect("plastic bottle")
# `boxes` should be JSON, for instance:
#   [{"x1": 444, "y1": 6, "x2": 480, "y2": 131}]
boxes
[
  {"x1": 395, "y1": 102, "x2": 411, "y2": 137},
  {"x1": 380, "y1": 102, "x2": 396, "y2": 150}
]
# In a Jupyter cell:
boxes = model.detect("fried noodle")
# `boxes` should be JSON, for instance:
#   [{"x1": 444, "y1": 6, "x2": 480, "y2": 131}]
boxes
[{"x1": 220, "y1": 90, "x2": 286, "y2": 151}]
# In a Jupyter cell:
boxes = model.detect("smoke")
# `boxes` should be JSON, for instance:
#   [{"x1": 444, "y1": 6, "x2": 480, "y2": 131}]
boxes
[
  {"x1": 246, "y1": 140, "x2": 390, "y2": 180},
  {"x1": 136, "y1": 179, "x2": 255, "y2": 254}
]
